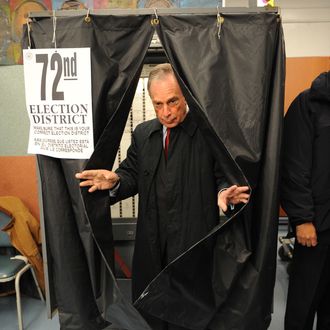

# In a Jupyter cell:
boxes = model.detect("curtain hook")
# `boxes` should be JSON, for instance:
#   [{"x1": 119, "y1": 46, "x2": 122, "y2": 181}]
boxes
[
  {"x1": 52, "y1": 10, "x2": 57, "y2": 48},
  {"x1": 153, "y1": 8, "x2": 159, "y2": 20},
  {"x1": 216, "y1": 5, "x2": 224, "y2": 40},
  {"x1": 151, "y1": 7, "x2": 159, "y2": 26},
  {"x1": 26, "y1": 17, "x2": 31, "y2": 49},
  {"x1": 277, "y1": 7, "x2": 282, "y2": 22},
  {"x1": 85, "y1": 8, "x2": 91, "y2": 23}
]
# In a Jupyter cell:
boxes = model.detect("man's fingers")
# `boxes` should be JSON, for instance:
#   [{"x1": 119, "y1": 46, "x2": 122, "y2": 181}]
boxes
[
  {"x1": 79, "y1": 180, "x2": 94, "y2": 187},
  {"x1": 296, "y1": 223, "x2": 318, "y2": 247},
  {"x1": 76, "y1": 170, "x2": 117, "y2": 183},
  {"x1": 75, "y1": 169, "x2": 116, "y2": 193},
  {"x1": 88, "y1": 185, "x2": 98, "y2": 193},
  {"x1": 225, "y1": 185, "x2": 238, "y2": 194},
  {"x1": 218, "y1": 200, "x2": 227, "y2": 212},
  {"x1": 236, "y1": 186, "x2": 249, "y2": 192},
  {"x1": 230, "y1": 186, "x2": 249, "y2": 195},
  {"x1": 237, "y1": 193, "x2": 250, "y2": 199},
  {"x1": 239, "y1": 198, "x2": 249, "y2": 204},
  {"x1": 228, "y1": 192, "x2": 250, "y2": 204},
  {"x1": 231, "y1": 198, "x2": 249, "y2": 205},
  {"x1": 75, "y1": 170, "x2": 98, "y2": 180},
  {"x1": 227, "y1": 186, "x2": 250, "y2": 197},
  {"x1": 297, "y1": 236, "x2": 318, "y2": 247}
]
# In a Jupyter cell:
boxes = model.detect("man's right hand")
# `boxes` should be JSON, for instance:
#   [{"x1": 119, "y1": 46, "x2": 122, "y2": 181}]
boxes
[
  {"x1": 296, "y1": 222, "x2": 318, "y2": 247},
  {"x1": 75, "y1": 170, "x2": 119, "y2": 193}
]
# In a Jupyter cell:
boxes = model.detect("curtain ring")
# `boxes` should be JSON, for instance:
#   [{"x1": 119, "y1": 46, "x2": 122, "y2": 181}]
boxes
[
  {"x1": 26, "y1": 17, "x2": 32, "y2": 49},
  {"x1": 52, "y1": 10, "x2": 57, "y2": 48},
  {"x1": 151, "y1": 7, "x2": 159, "y2": 26},
  {"x1": 85, "y1": 8, "x2": 91, "y2": 23}
]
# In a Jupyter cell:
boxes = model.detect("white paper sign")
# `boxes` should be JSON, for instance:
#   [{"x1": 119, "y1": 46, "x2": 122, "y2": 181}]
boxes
[{"x1": 23, "y1": 48, "x2": 94, "y2": 159}]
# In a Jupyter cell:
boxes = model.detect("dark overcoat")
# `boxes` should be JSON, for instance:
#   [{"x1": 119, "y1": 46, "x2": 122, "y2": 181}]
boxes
[
  {"x1": 111, "y1": 113, "x2": 227, "y2": 301},
  {"x1": 281, "y1": 71, "x2": 330, "y2": 241},
  {"x1": 281, "y1": 71, "x2": 330, "y2": 329}
]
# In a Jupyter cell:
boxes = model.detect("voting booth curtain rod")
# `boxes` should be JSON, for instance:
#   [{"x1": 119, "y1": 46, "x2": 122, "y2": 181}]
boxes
[{"x1": 28, "y1": 6, "x2": 278, "y2": 18}]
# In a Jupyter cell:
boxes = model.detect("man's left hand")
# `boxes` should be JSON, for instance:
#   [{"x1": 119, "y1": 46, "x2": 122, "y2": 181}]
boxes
[{"x1": 218, "y1": 185, "x2": 250, "y2": 212}]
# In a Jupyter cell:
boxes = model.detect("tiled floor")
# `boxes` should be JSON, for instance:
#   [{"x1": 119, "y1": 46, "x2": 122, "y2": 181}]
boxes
[
  {"x1": 0, "y1": 227, "x2": 312, "y2": 330},
  {"x1": 0, "y1": 294, "x2": 59, "y2": 330},
  {"x1": 269, "y1": 251, "x2": 290, "y2": 330}
]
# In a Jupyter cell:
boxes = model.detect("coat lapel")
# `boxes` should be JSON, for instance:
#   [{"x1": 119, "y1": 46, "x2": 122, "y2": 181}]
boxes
[
  {"x1": 141, "y1": 120, "x2": 163, "y2": 268},
  {"x1": 143, "y1": 120, "x2": 163, "y2": 186}
]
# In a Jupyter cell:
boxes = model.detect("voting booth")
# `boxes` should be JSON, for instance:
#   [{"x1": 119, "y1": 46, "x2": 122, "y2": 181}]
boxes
[{"x1": 23, "y1": 7, "x2": 284, "y2": 330}]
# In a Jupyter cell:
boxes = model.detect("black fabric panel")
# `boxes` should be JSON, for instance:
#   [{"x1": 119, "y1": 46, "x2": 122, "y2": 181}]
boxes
[
  {"x1": 37, "y1": 155, "x2": 109, "y2": 330},
  {"x1": 22, "y1": 12, "x2": 284, "y2": 330},
  {"x1": 134, "y1": 13, "x2": 285, "y2": 330},
  {"x1": 23, "y1": 15, "x2": 154, "y2": 330}
]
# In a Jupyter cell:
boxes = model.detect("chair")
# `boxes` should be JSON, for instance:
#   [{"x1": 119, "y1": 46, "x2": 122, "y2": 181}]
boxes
[{"x1": 0, "y1": 211, "x2": 44, "y2": 330}]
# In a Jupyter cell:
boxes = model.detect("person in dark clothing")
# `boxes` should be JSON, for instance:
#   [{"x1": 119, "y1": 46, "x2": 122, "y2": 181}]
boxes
[
  {"x1": 281, "y1": 71, "x2": 330, "y2": 330},
  {"x1": 76, "y1": 63, "x2": 250, "y2": 329}
]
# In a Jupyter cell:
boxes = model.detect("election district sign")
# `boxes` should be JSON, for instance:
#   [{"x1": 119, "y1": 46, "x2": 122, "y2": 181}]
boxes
[{"x1": 23, "y1": 48, "x2": 94, "y2": 159}]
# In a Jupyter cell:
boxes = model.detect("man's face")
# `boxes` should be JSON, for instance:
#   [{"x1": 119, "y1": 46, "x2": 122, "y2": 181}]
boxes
[{"x1": 149, "y1": 74, "x2": 187, "y2": 128}]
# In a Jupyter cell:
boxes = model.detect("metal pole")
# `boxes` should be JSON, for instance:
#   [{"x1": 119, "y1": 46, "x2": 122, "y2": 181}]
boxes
[{"x1": 28, "y1": 6, "x2": 278, "y2": 18}]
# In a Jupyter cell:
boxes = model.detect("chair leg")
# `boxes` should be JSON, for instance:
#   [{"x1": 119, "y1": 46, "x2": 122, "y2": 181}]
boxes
[
  {"x1": 30, "y1": 267, "x2": 44, "y2": 302},
  {"x1": 15, "y1": 264, "x2": 32, "y2": 330}
]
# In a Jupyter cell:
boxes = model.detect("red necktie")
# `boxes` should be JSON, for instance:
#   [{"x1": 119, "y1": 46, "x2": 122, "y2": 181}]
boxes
[{"x1": 165, "y1": 128, "x2": 170, "y2": 159}]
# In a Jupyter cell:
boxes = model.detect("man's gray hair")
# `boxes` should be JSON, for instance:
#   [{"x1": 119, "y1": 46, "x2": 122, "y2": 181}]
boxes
[{"x1": 147, "y1": 63, "x2": 175, "y2": 92}]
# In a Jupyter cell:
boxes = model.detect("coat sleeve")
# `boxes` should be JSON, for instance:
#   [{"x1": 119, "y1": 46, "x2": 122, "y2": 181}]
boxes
[
  {"x1": 280, "y1": 91, "x2": 315, "y2": 226},
  {"x1": 214, "y1": 160, "x2": 230, "y2": 192},
  {"x1": 111, "y1": 129, "x2": 139, "y2": 202}
]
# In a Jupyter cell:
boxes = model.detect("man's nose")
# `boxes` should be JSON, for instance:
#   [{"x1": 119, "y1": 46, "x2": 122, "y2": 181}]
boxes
[{"x1": 163, "y1": 104, "x2": 171, "y2": 117}]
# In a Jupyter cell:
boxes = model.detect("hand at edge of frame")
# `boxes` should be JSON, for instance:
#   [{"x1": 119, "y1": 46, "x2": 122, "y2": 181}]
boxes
[
  {"x1": 218, "y1": 185, "x2": 250, "y2": 212},
  {"x1": 296, "y1": 222, "x2": 318, "y2": 247},
  {"x1": 75, "y1": 169, "x2": 119, "y2": 193}
]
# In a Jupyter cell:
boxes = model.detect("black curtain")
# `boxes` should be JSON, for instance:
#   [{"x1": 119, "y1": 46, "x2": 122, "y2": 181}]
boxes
[
  {"x1": 23, "y1": 11, "x2": 284, "y2": 330},
  {"x1": 23, "y1": 14, "x2": 154, "y2": 330},
  {"x1": 135, "y1": 13, "x2": 285, "y2": 330}
]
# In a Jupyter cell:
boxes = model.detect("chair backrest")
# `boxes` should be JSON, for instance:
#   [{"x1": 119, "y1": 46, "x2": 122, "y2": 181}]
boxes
[{"x1": 0, "y1": 211, "x2": 12, "y2": 247}]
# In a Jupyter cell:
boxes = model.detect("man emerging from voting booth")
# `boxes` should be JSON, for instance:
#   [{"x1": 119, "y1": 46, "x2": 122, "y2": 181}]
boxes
[{"x1": 76, "y1": 63, "x2": 250, "y2": 330}]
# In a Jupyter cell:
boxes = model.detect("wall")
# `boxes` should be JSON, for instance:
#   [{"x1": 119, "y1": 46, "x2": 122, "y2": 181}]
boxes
[
  {"x1": 279, "y1": 0, "x2": 330, "y2": 113},
  {"x1": 285, "y1": 57, "x2": 330, "y2": 113},
  {"x1": 0, "y1": 65, "x2": 40, "y2": 218},
  {"x1": 0, "y1": 0, "x2": 329, "y2": 220}
]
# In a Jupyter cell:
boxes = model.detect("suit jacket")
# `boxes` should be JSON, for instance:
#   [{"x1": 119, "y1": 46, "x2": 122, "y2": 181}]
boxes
[{"x1": 111, "y1": 112, "x2": 227, "y2": 301}]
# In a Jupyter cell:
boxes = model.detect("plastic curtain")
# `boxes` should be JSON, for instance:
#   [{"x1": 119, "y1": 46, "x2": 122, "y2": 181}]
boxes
[{"x1": 22, "y1": 11, "x2": 284, "y2": 330}]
